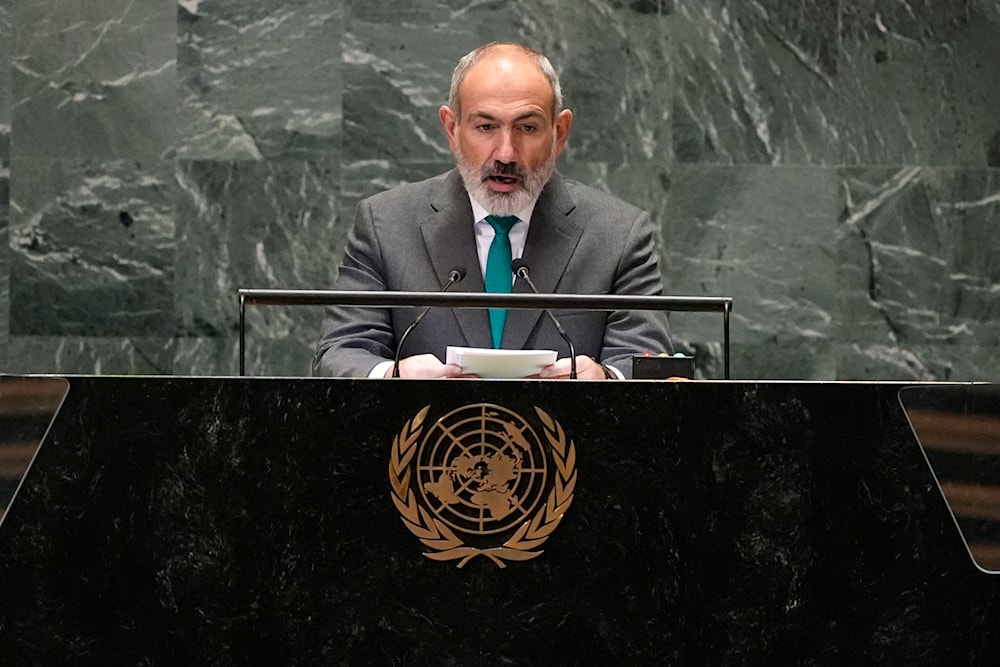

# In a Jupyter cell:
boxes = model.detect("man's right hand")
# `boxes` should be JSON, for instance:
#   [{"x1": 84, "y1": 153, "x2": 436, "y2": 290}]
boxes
[{"x1": 388, "y1": 354, "x2": 474, "y2": 378}]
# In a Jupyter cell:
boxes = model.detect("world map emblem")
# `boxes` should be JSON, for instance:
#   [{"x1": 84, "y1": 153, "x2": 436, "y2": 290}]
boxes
[{"x1": 389, "y1": 403, "x2": 577, "y2": 568}]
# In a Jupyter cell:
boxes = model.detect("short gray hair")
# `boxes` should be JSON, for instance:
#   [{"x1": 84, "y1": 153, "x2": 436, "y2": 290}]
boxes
[{"x1": 447, "y1": 42, "x2": 563, "y2": 120}]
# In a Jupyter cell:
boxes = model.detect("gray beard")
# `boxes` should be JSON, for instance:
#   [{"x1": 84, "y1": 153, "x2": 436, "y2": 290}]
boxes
[{"x1": 455, "y1": 147, "x2": 557, "y2": 217}]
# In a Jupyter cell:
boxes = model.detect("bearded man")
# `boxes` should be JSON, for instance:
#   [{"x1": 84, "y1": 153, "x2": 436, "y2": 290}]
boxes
[{"x1": 314, "y1": 42, "x2": 672, "y2": 379}]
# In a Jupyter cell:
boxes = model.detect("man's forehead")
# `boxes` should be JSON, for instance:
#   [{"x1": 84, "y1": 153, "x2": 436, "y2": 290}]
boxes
[
  {"x1": 467, "y1": 108, "x2": 547, "y2": 120},
  {"x1": 457, "y1": 57, "x2": 555, "y2": 115}
]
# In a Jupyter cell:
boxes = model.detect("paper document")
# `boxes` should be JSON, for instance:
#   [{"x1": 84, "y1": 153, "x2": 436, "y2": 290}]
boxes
[{"x1": 446, "y1": 346, "x2": 557, "y2": 378}]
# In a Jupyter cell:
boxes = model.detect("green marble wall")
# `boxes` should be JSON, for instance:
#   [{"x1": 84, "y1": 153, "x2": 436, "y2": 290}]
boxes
[{"x1": 1, "y1": 0, "x2": 998, "y2": 379}]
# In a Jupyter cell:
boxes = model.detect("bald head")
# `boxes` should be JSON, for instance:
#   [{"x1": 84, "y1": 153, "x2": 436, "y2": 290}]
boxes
[{"x1": 447, "y1": 43, "x2": 563, "y2": 120}]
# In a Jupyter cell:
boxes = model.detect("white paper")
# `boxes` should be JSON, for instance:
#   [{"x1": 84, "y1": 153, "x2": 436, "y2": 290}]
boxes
[{"x1": 446, "y1": 346, "x2": 557, "y2": 378}]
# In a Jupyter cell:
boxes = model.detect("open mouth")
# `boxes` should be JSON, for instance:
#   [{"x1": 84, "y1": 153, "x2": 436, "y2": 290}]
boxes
[
  {"x1": 480, "y1": 161, "x2": 527, "y2": 193},
  {"x1": 488, "y1": 174, "x2": 520, "y2": 186}
]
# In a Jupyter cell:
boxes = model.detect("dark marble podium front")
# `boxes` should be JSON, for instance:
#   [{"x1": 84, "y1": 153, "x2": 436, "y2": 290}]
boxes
[{"x1": 1, "y1": 377, "x2": 997, "y2": 664}]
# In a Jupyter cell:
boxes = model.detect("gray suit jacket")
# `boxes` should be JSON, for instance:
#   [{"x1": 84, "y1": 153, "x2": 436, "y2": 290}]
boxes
[{"x1": 313, "y1": 169, "x2": 672, "y2": 378}]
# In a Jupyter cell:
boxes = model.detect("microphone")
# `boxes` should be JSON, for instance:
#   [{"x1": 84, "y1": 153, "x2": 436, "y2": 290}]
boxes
[
  {"x1": 511, "y1": 259, "x2": 577, "y2": 379},
  {"x1": 392, "y1": 266, "x2": 466, "y2": 377}
]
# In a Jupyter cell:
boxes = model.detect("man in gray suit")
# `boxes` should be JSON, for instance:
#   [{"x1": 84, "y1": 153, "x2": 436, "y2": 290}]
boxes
[{"x1": 314, "y1": 42, "x2": 672, "y2": 379}]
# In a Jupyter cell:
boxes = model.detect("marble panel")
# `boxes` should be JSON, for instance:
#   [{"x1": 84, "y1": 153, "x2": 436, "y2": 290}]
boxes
[
  {"x1": 174, "y1": 159, "x2": 342, "y2": 375},
  {"x1": 0, "y1": 0, "x2": 995, "y2": 382},
  {"x1": 174, "y1": 331, "x2": 321, "y2": 378},
  {"x1": 518, "y1": 0, "x2": 673, "y2": 164},
  {"x1": 10, "y1": 0, "x2": 175, "y2": 160},
  {"x1": 838, "y1": 1, "x2": 1000, "y2": 167},
  {"x1": 672, "y1": 0, "x2": 841, "y2": 165},
  {"x1": 1, "y1": 157, "x2": 7, "y2": 366},
  {"x1": 834, "y1": 341, "x2": 1000, "y2": 382},
  {"x1": 664, "y1": 165, "x2": 839, "y2": 355},
  {"x1": 8, "y1": 159, "x2": 175, "y2": 337},
  {"x1": 343, "y1": 0, "x2": 672, "y2": 165},
  {"x1": 172, "y1": 335, "x2": 234, "y2": 377},
  {"x1": 340, "y1": 26, "x2": 453, "y2": 164},
  {"x1": 558, "y1": 160, "x2": 829, "y2": 380},
  {"x1": 729, "y1": 340, "x2": 838, "y2": 381},
  {"x1": 836, "y1": 167, "x2": 1000, "y2": 353},
  {"x1": 2, "y1": 336, "x2": 175, "y2": 375},
  {"x1": 0, "y1": 1, "x2": 10, "y2": 162},
  {"x1": 176, "y1": 0, "x2": 343, "y2": 161}
]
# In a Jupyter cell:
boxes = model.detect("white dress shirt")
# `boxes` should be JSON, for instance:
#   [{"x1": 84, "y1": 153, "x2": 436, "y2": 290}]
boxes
[{"x1": 468, "y1": 196, "x2": 536, "y2": 280}]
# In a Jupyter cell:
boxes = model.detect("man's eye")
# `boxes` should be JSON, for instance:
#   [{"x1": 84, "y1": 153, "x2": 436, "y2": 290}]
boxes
[{"x1": 477, "y1": 124, "x2": 494, "y2": 132}]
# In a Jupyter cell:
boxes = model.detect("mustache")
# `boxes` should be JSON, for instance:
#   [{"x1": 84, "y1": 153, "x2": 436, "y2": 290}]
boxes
[{"x1": 481, "y1": 161, "x2": 526, "y2": 181}]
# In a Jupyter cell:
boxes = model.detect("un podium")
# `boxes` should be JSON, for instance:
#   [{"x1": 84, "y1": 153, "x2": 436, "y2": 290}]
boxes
[{"x1": 1, "y1": 377, "x2": 998, "y2": 663}]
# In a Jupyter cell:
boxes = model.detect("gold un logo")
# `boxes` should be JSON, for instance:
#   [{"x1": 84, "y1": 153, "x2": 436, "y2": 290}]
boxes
[{"x1": 389, "y1": 403, "x2": 577, "y2": 568}]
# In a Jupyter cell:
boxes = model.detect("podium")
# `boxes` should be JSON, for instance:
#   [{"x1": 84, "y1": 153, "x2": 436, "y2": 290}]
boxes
[{"x1": 1, "y1": 377, "x2": 998, "y2": 663}]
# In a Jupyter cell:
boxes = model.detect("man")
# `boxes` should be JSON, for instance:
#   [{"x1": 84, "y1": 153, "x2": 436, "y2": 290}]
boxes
[{"x1": 314, "y1": 42, "x2": 672, "y2": 379}]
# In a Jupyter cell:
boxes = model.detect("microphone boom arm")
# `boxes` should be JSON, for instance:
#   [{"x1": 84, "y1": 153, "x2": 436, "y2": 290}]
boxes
[
  {"x1": 392, "y1": 267, "x2": 466, "y2": 377},
  {"x1": 512, "y1": 260, "x2": 577, "y2": 379}
]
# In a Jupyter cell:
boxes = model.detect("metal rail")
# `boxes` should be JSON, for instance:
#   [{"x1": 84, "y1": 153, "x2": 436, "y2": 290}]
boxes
[{"x1": 238, "y1": 289, "x2": 733, "y2": 379}]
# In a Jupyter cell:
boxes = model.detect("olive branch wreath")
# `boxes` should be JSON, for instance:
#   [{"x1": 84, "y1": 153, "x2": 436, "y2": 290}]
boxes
[{"x1": 388, "y1": 405, "x2": 577, "y2": 568}]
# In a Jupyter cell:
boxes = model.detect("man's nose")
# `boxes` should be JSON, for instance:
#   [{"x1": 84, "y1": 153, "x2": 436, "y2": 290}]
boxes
[{"x1": 494, "y1": 128, "x2": 518, "y2": 162}]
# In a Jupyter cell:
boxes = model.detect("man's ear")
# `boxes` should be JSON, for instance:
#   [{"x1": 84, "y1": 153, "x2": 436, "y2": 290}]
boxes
[
  {"x1": 554, "y1": 108, "x2": 573, "y2": 157},
  {"x1": 439, "y1": 105, "x2": 459, "y2": 153}
]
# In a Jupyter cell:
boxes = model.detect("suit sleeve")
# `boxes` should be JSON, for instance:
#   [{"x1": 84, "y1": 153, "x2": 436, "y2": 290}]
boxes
[
  {"x1": 599, "y1": 210, "x2": 674, "y2": 376},
  {"x1": 312, "y1": 199, "x2": 396, "y2": 377}
]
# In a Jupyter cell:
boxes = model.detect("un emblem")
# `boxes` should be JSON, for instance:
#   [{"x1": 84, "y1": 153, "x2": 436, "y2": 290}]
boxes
[{"x1": 389, "y1": 403, "x2": 577, "y2": 568}]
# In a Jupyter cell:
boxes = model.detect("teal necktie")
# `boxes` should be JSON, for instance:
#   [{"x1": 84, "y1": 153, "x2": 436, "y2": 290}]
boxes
[{"x1": 484, "y1": 215, "x2": 518, "y2": 348}]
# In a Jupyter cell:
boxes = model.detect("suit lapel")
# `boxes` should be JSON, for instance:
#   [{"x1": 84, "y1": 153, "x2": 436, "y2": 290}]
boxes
[
  {"x1": 420, "y1": 171, "x2": 492, "y2": 348},
  {"x1": 502, "y1": 174, "x2": 583, "y2": 351}
]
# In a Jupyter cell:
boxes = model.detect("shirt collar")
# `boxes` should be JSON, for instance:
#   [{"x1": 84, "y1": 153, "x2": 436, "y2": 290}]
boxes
[{"x1": 468, "y1": 194, "x2": 537, "y2": 226}]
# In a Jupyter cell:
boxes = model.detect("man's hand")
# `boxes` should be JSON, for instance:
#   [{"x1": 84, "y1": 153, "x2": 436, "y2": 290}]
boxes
[
  {"x1": 388, "y1": 354, "x2": 476, "y2": 378},
  {"x1": 537, "y1": 355, "x2": 610, "y2": 380}
]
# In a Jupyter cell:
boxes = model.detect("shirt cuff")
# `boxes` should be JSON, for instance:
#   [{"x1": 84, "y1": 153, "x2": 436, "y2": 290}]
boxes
[{"x1": 370, "y1": 360, "x2": 394, "y2": 378}]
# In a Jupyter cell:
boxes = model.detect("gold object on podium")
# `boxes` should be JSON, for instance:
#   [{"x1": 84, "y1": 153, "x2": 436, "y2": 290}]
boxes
[{"x1": 389, "y1": 403, "x2": 577, "y2": 568}]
